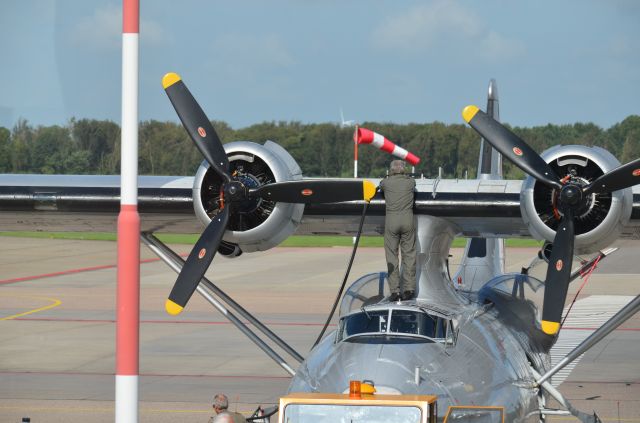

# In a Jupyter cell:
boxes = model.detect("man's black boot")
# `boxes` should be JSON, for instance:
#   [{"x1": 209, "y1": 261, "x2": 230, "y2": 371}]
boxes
[{"x1": 401, "y1": 290, "x2": 414, "y2": 301}]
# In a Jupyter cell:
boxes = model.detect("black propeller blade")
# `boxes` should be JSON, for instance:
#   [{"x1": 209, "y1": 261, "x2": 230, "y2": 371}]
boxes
[
  {"x1": 583, "y1": 157, "x2": 640, "y2": 195},
  {"x1": 250, "y1": 180, "x2": 377, "y2": 203},
  {"x1": 162, "y1": 73, "x2": 230, "y2": 181},
  {"x1": 462, "y1": 106, "x2": 562, "y2": 190},
  {"x1": 165, "y1": 207, "x2": 230, "y2": 315},
  {"x1": 540, "y1": 211, "x2": 574, "y2": 335},
  {"x1": 162, "y1": 72, "x2": 377, "y2": 315},
  {"x1": 462, "y1": 104, "x2": 640, "y2": 336}
]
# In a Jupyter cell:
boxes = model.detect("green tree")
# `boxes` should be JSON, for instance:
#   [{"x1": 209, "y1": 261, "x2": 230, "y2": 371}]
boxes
[
  {"x1": 11, "y1": 119, "x2": 33, "y2": 172},
  {"x1": 31, "y1": 125, "x2": 73, "y2": 174},
  {"x1": 605, "y1": 115, "x2": 640, "y2": 158},
  {"x1": 71, "y1": 118, "x2": 120, "y2": 173},
  {"x1": 0, "y1": 127, "x2": 11, "y2": 172}
]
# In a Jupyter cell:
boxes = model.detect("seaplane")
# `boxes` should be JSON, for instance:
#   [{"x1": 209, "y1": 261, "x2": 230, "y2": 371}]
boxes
[{"x1": 1, "y1": 76, "x2": 639, "y2": 422}]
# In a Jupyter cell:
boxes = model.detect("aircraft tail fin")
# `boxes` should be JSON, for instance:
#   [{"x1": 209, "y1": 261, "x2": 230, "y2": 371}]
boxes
[{"x1": 453, "y1": 79, "x2": 505, "y2": 293}]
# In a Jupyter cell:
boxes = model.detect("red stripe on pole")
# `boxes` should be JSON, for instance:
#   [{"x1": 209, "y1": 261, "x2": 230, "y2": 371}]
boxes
[
  {"x1": 116, "y1": 204, "x2": 140, "y2": 375},
  {"x1": 123, "y1": 0, "x2": 139, "y2": 33}
]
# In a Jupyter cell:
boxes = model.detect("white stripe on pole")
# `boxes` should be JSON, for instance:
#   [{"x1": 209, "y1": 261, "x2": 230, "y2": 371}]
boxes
[
  {"x1": 115, "y1": 375, "x2": 139, "y2": 423},
  {"x1": 121, "y1": 34, "x2": 139, "y2": 205},
  {"x1": 116, "y1": 1, "x2": 140, "y2": 422}
]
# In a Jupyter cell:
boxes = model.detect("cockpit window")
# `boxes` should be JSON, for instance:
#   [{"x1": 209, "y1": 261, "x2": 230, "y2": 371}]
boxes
[
  {"x1": 389, "y1": 310, "x2": 435, "y2": 336},
  {"x1": 342, "y1": 310, "x2": 388, "y2": 338},
  {"x1": 337, "y1": 308, "x2": 451, "y2": 342}
]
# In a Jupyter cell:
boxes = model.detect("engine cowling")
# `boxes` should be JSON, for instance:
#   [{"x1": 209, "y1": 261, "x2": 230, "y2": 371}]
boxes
[
  {"x1": 520, "y1": 145, "x2": 633, "y2": 254},
  {"x1": 192, "y1": 140, "x2": 305, "y2": 254}
]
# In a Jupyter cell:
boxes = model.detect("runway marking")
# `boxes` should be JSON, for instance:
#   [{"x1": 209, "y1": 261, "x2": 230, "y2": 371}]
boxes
[
  {"x1": 8, "y1": 316, "x2": 638, "y2": 330},
  {"x1": 0, "y1": 404, "x2": 261, "y2": 415},
  {"x1": 1, "y1": 370, "x2": 291, "y2": 379},
  {"x1": 11, "y1": 316, "x2": 337, "y2": 327},
  {"x1": 547, "y1": 418, "x2": 640, "y2": 422},
  {"x1": 0, "y1": 404, "x2": 638, "y2": 420},
  {"x1": 0, "y1": 257, "x2": 163, "y2": 285},
  {"x1": 0, "y1": 294, "x2": 62, "y2": 320}
]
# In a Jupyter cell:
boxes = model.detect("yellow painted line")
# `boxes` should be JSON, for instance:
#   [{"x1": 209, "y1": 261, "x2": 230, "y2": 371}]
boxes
[{"x1": 0, "y1": 294, "x2": 62, "y2": 320}]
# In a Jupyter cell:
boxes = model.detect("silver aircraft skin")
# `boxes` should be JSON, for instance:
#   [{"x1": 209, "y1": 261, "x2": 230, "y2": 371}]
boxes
[
  {"x1": 1, "y1": 80, "x2": 640, "y2": 422},
  {"x1": 290, "y1": 83, "x2": 544, "y2": 421}
]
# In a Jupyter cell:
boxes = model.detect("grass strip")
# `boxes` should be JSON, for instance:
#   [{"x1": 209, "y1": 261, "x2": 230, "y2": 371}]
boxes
[{"x1": 0, "y1": 231, "x2": 542, "y2": 248}]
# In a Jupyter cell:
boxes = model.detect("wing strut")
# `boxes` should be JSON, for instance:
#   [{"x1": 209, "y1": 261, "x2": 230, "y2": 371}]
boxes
[
  {"x1": 141, "y1": 232, "x2": 302, "y2": 374},
  {"x1": 536, "y1": 294, "x2": 640, "y2": 386}
]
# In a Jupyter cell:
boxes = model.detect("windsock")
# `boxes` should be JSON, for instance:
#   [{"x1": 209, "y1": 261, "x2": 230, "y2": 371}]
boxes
[{"x1": 354, "y1": 127, "x2": 420, "y2": 165}]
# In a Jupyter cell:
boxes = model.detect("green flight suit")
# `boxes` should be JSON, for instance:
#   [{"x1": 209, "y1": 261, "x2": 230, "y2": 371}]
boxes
[{"x1": 380, "y1": 173, "x2": 417, "y2": 294}]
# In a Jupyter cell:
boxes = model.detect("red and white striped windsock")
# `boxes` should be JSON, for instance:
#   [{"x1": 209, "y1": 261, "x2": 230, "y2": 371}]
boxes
[{"x1": 354, "y1": 127, "x2": 420, "y2": 165}]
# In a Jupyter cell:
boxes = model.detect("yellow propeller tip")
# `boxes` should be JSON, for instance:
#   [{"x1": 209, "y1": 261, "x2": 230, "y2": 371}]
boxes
[
  {"x1": 541, "y1": 320, "x2": 560, "y2": 335},
  {"x1": 162, "y1": 72, "x2": 181, "y2": 89},
  {"x1": 462, "y1": 105, "x2": 480, "y2": 123},
  {"x1": 165, "y1": 299, "x2": 184, "y2": 316},
  {"x1": 363, "y1": 180, "x2": 377, "y2": 202}
]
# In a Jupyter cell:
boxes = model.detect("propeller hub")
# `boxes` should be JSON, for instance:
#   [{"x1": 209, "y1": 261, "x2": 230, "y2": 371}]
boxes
[
  {"x1": 225, "y1": 180, "x2": 247, "y2": 203},
  {"x1": 559, "y1": 184, "x2": 582, "y2": 209}
]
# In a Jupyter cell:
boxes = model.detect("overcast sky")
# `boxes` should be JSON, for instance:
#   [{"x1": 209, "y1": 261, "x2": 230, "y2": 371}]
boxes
[{"x1": 1, "y1": 0, "x2": 639, "y2": 130}]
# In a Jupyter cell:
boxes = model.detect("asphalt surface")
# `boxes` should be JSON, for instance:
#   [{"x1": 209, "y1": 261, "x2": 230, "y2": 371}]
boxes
[{"x1": 0, "y1": 237, "x2": 638, "y2": 422}]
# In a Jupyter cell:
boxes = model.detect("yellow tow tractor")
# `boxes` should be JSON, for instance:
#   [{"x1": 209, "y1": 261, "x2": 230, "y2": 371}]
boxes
[{"x1": 277, "y1": 381, "x2": 437, "y2": 423}]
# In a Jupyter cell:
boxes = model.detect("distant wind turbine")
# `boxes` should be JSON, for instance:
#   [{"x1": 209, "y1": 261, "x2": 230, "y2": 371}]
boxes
[{"x1": 340, "y1": 107, "x2": 355, "y2": 128}]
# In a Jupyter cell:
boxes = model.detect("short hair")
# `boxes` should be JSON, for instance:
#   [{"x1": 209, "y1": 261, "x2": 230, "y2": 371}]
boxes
[
  {"x1": 212, "y1": 414, "x2": 234, "y2": 423},
  {"x1": 213, "y1": 393, "x2": 229, "y2": 410},
  {"x1": 389, "y1": 160, "x2": 406, "y2": 174}
]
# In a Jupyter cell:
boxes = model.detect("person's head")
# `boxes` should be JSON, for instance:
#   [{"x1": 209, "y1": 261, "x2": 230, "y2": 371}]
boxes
[
  {"x1": 389, "y1": 160, "x2": 406, "y2": 175},
  {"x1": 213, "y1": 393, "x2": 229, "y2": 414},
  {"x1": 212, "y1": 413, "x2": 234, "y2": 423}
]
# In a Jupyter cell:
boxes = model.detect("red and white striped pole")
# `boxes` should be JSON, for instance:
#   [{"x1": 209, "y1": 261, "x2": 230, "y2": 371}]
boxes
[
  {"x1": 116, "y1": 0, "x2": 140, "y2": 422},
  {"x1": 354, "y1": 127, "x2": 420, "y2": 166},
  {"x1": 353, "y1": 125, "x2": 359, "y2": 178}
]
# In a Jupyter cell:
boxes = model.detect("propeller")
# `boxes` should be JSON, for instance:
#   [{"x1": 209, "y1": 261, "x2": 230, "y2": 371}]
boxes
[
  {"x1": 162, "y1": 72, "x2": 377, "y2": 315},
  {"x1": 463, "y1": 105, "x2": 640, "y2": 335}
]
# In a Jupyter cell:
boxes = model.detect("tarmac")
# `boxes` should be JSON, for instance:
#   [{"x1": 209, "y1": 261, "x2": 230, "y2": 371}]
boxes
[{"x1": 0, "y1": 236, "x2": 638, "y2": 422}]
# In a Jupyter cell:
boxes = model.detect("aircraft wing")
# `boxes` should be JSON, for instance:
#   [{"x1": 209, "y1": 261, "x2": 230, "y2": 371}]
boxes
[{"x1": 0, "y1": 174, "x2": 639, "y2": 240}]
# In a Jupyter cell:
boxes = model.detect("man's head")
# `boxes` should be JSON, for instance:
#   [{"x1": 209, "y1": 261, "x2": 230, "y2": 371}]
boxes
[
  {"x1": 213, "y1": 393, "x2": 229, "y2": 414},
  {"x1": 389, "y1": 159, "x2": 406, "y2": 175},
  {"x1": 212, "y1": 413, "x2": 234, "y2": 423}
]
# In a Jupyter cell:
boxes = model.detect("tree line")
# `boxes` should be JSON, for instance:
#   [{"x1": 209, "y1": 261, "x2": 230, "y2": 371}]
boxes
[{"x1": 1, "y1": 116, "x2": 638, "y2": 179}]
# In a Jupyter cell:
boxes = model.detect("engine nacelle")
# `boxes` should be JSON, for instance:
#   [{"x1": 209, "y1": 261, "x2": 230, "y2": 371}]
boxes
[
  {"x1": 192, "y1": 140, "x2": 305, "y2": 253},
  {"x1": 520, "y1": 145, "x2": 633, "y2": 254}
]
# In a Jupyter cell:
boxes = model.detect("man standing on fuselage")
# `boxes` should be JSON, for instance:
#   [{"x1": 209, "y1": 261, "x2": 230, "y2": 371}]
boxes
[{"x1": 380, "y1": 160, "x2": 417, "y2": 301}]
